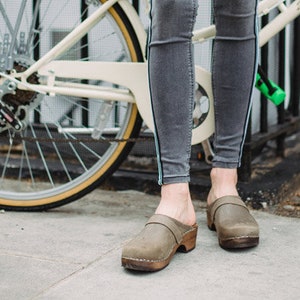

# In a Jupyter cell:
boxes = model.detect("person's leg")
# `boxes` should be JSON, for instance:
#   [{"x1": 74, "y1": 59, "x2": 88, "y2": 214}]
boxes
[
  {"x1": 207, "y1": 0, "x2": 259, "y2": 248},
  {"x1": 209, "y1": 0, "x2": 258, "y2": 202},
  {"x1": 122, "y1": 0, "x2": 198, "y2": 271},
  {"x1": 148, "y1": 0, "x2": 198, "y2": 226}
]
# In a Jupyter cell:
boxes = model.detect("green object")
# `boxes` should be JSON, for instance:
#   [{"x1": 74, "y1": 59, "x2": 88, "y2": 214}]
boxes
[{"x1": 255, "y1": 71, "x2": 286, "y2": 106}]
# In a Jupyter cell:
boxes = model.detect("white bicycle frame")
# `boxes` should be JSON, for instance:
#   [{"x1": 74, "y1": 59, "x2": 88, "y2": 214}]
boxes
[{"x1": 9, "y1": 0, "x2": 300, "y2": 145}]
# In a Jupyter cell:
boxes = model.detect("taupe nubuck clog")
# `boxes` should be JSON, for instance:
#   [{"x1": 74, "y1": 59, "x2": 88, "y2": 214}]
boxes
[
  {"x1": 122, "y1": 214, "x2": 198, "y2": 272},
  {"x1": 207, "y1": 196, "x2": 259, "y2": 249}
]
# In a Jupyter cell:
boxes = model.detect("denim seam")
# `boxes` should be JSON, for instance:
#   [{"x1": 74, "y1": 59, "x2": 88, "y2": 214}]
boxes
[
  {"x1": 185, "y1": 0, "x2": 198, "y2": 172},
  {"x1": 236, "y1": 0, "x2": 259, "y2": 167},
  {"x1": 148, "y1": 0, "x2": 164, "y2": 185}
]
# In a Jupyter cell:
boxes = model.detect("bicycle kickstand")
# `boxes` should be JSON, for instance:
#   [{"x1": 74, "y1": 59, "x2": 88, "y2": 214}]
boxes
[{"x1": 201, "y1": 139, "x2": 214, "y2": 164}]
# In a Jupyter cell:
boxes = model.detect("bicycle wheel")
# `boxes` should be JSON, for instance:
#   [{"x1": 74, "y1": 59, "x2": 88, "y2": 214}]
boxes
[{"x1": 0, "y1": 0, "x2": 144, "y2": 210}]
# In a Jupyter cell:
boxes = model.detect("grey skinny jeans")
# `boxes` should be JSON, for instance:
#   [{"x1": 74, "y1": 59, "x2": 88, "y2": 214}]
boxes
[{"x1": 148, "y1": 0, "x2": 258, "y2": 185}]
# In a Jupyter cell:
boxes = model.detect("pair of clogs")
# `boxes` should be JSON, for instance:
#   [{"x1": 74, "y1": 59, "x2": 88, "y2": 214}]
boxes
[{"x1": 122, "y1": 196, "x2": 259, "y2": 272}]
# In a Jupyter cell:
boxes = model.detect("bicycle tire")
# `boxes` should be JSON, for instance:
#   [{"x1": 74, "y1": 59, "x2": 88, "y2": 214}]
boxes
[{"x1": 0, "y1": 0, "x2": 143, "y2": 211}]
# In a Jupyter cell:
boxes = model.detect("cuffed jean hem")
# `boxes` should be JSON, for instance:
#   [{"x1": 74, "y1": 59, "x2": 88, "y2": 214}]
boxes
[{"x1": 159, "y1": 176, "x2": 190, "y2": 186}]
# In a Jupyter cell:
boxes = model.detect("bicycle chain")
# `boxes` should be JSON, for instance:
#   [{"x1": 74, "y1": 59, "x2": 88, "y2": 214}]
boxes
[{"x1": 19, "y1": 135, "x2": 154, "y2": 144}]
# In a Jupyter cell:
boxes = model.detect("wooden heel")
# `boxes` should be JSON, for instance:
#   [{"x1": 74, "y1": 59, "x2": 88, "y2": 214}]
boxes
[
  {"x1": 206, "y1": 210, "x2": 215, "y2": 230},
  {"x1": 179, "y1": 225, "x2": 198, "y2": 252}
]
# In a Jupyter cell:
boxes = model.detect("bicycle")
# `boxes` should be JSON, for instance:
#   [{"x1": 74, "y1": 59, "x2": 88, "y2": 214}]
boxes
[{"x1": 0, "y1": 0, "x2": 298, "y2": 211}]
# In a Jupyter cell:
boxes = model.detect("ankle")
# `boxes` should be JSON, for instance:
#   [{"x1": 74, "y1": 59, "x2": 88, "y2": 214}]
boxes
[
  {"x1": 155, "y1": 183, "x2": 196, "y2": 226},
  {"x1": 207, "y1": 168, "x2": 239, "y2": 206}
]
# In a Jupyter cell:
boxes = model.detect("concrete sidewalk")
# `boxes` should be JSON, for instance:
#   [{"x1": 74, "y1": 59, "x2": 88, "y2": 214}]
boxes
[{"x1": 1, "y1": 188, "x2": 300, "y2": 300}]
